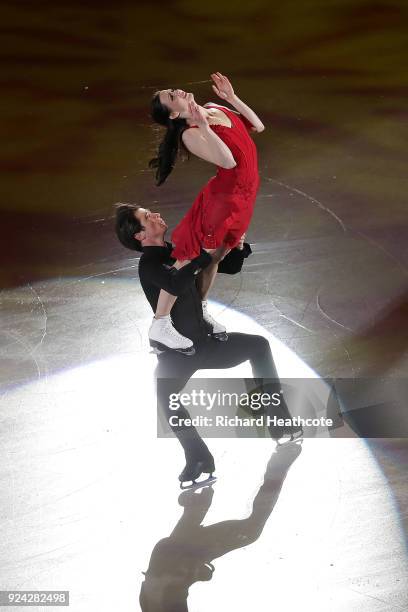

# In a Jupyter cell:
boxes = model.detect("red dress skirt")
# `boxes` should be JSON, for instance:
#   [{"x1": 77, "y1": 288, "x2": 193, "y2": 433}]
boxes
[{"x1": 171, "y1": 103, "x2": 260, "y2": 261}]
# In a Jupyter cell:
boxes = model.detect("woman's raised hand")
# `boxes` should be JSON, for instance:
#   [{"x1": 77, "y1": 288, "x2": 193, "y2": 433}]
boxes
[
  {"x1": 189, "y1": 101, "x2": 209, "y2": 127},
  {"x1": 211, "y1": 72, "x2": 235, "y2": 102}
]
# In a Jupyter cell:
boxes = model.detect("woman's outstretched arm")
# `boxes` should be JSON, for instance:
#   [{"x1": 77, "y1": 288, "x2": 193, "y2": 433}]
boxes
[
  {"x1": 211, "y1": 72, "x2": 265, "y2": 133},
  {"x1": 229, "y1": 95, "x2": 265, "y2": 132}
]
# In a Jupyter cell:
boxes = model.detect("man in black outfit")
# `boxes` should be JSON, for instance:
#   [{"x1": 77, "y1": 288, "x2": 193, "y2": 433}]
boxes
[{"x1": 115, "y1": 203, "x2": 301, "y2": 487}]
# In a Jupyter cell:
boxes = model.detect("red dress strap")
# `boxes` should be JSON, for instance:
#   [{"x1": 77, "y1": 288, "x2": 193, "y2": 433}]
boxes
[
  {"x1": 204, "y1": 102, "x2": 254, "y2": 130},
  {"x1": 204, "y1": 102, "x2": 231, "y2": 112}
]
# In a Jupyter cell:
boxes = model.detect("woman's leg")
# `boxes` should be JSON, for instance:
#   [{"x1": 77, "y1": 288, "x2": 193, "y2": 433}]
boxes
[
  {"x1": 197, "y1": 263, "x2": 218, "y2": 301},
  {"x1": 197, "y1": 246, "x2": 229, "y2": 300},
  {"x1": 197, "y1": 246, "x2": 230, "y2": 340},
  {"x1": 149, "y1": 259, "x2": 195, "y2": 354}
]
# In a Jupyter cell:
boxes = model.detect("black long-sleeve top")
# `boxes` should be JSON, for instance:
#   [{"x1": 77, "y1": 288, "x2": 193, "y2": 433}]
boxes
[{"x1": 139, "y1": 241, "x2": 252, "y2": 345}]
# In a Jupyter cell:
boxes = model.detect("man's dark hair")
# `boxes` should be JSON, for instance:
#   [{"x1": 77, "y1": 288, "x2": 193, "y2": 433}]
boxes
[{"x1": 114, "y1": 203, "x2": 143, "y2": 252}]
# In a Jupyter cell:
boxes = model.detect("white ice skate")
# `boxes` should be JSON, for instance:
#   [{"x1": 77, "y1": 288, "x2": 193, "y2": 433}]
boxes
[
  {"x1": 201, "y1": 301, "x2": 228, "y2": 341},
  {"x1": 149, "y1": 315, "x2": 195, "y2": 356}
]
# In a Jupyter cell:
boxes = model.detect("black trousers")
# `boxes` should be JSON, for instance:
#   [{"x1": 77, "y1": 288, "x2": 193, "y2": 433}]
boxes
[
  {"x1": 155, "y1": 333, "x2": 290, "y2": 459},
  {"x1": 155, "y1": 332, "x2": 279, "y2": 381}
]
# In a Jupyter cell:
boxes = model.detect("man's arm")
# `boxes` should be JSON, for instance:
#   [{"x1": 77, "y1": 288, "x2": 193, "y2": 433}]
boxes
[
  {"x1": 143, "y1": 250, "x2": 212, "y2": 296},
  {"x1": 218, "y1": 242, "x2": 252, "y2": 275}
]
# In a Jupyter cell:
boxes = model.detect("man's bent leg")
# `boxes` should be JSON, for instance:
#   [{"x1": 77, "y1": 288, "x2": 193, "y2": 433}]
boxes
[
  {"x1": 199, "y1": 333, "x2": 277, "y2": 377},
  {"x1": 199, "y1": 334, "x2": 301, "y2": 439}
]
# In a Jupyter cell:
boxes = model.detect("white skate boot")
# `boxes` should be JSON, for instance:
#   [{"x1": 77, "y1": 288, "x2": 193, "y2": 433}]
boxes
[
  {"x1": 149, "y1": 315, "x2": 195, "y2": 356},
  {"x1": 201, "y1": 300, "x2": 228, "y2": 341}
]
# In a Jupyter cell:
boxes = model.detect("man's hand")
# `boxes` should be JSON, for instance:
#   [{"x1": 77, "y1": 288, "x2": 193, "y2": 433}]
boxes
[{"x1": 210, "y1": 72, "x2": 235, "y2": 103}]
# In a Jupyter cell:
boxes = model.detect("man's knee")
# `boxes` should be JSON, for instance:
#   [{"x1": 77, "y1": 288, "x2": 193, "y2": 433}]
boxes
[{"x1": 250, "y1": 334, "x2": 270, "y2": 353}]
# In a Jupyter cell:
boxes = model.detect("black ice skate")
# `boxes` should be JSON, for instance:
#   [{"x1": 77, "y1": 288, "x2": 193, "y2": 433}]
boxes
[
  {"x1": 268, "y1": 417, "x2": 304, "y2": 445},
  {"x1": 276, "y1": 424, "x2": 304, "y2": 445},
  {"x1": 261, "y1": 383, "x2": 305, "y2": 445},
  {"x1": 179, "y1": 456, "x2": 216, "y2": 490}
]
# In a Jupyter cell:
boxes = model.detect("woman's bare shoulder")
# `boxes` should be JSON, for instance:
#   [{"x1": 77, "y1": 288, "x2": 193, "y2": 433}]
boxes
[
  {"x1": 181, "y1": 126, "x2": 203, "y2": 148},
  {"x1": 182, "y1": 125, "x2": 200, "y2": 138}
]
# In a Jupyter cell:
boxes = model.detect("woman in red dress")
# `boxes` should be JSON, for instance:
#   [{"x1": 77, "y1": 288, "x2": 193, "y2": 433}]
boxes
[{"x1": 148, "y1": 73, "x2": 265, "y2": 354}]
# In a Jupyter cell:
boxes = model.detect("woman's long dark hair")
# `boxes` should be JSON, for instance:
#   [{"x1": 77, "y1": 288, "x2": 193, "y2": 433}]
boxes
[{"x1": 149, "y1": 92, "x2": 189, "y2": 186}]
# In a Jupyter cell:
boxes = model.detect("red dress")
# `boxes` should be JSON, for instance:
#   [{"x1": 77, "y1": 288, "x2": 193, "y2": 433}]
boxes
[{"x1": 171, "y1": 103, "x2": 260, "y2": 260}]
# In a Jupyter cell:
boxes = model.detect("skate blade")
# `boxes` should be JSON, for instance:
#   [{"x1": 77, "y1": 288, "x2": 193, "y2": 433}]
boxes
[
  {"x1": 180, "y1": 475, "x2": 217, "y2": 491},
  {"x1": 290, "y1": 428, "x2": 304, "y2": 441},
  {"x1": 212, "y1": 332, "x2": 228, "y2": 342},
  {"x1": 149, "y1": 340, "x2": 195, "y2": 356},
  {"x1": 150, "y1": 346, "x2": 165, "y2": 355},
  {"x1": 276, "y1": 431, "x2": 304, "y2": 446}
]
